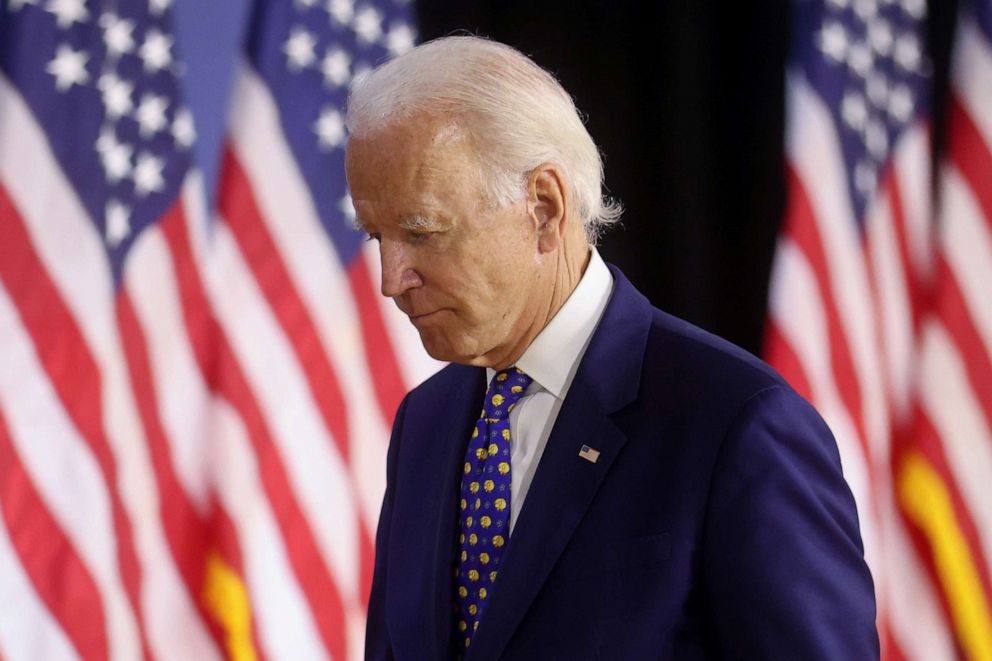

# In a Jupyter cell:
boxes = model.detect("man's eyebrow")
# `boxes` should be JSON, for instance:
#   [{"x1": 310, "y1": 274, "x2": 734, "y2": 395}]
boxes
[{"x1": 398, "y1": 215, "x2": 447, "y2": 231}]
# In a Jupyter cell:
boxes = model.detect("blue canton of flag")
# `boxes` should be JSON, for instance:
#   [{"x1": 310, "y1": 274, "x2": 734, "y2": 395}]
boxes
[
  {"x1": 245, "y1": 0, "x2": 416, "y2": 262},
  {"x1": 0, "y1": 0, "x2": 194, "y2": 283},
  {"x1": 791, "y1": 0, "x2": 930, "y2": 224}
]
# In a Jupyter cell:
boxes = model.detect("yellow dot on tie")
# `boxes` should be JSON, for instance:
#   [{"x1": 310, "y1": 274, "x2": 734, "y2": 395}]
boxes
[
  {"x1": 511, "y1": 385, "x2": 523, "y2": 393},
  {"x1": 501, "y1": 429, "x2": 510, "y2": 441},
  {"x1": 489, "y1": 443, "x2": 499, "y2": 455},
  {"x1": 469, "y1": 481, "x2": 480, "y2": 493},
  {"x1": 491, "y1": 394, "x2": 504, "y2": 407},
  {"x1": 497, "y1": 372, "x2": 508, "y2": 381},
  {"x1": 460, "y1": 498, "x2": 467, "y2": 510},
  {"x1": 466, "y1": 516, "x2": 474, "y2": 527},
  {"x1": 468, "y1": 569, "x2": 479, "y2": 582},
  {"x1": 479, "y1": 552, "x2": 490, "y2": 565},
  {"x1": 480, "y1": 516, "x2": 492, "y2": 529},
  {"x1": 484, "y1": 479, "x2": 495, "y2": 493},
  {"x1": 498, "y1": 462, "x2": 509, "y2": 475},
  {"x1": 460, "y1": 550, "x2": 467, "y2": 561},
  {"x1": 507, "y1": 403, "x2": 515, "y2": 412},
  {"x1": 472, "y1": 427, "x2": 479, "y2": 438},
  {"x1": 469, "y1": 534, "x2": 478, "y2": 545},
  {"x1": 476, "y1": 448, "x2": 488, "y2": 460},
  {"x1": 492, "y1": 535, "x2": 504, "y2": 548},
  {"x1": 465, "y1": 638, "x2": 471, "y2": 647},
  {"x1": 463, "y1": 462, "x2": 471, "y2": 474},
  {"x1": 474, "y1": 620, "x2": 480, "y2": 631},
  {"x1": 458, "y1": 586, "x2": 467, "y2": 598},
  {"x1": 474, "y1": 498, "x2": 481, "y2": 510},
  {"x1": 479, "y1": 587, "x2": 487, "y2": 599},
  {"x1": 490, "y1": 570, "x2": 498, "y2": 582},
  {"x1": 459, "y1": 534, "x2": 465, "y2": 544},
  {"x1": 515, "y1": 368, "x2": 523, "y2": 374},
  {"x1": 494, "y1": 498, "x2": 507, "y2": 511},
  {"x1": 459, "y1": 620, "x2": 467, "y2": 632},
  {"x1": 468, "y1": 604, "x2": 478, "y2": 616}
]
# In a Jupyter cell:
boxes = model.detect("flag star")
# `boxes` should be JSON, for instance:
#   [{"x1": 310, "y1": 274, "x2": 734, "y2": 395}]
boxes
[
  {"x1": 314, "y1": 106, "x2": 345, "y2": 150},
  {"x1": 864, "y1": 118, "x2": 888, "y2": 160},
  {"x1": 900, "y1": 0, "x2": 925, "y2": 19},
  {"x1": 893, "y1": 33, "x2": 921, "y2": 71},
  {"x1": 385, "y1": 22, "x2": 415, "y2": 56},
  {"x1": 105, "y1": 200, "x2": 131, "y2": 247},
  {"x1": 148, "y1": 0, "x2": 173, "y2": 16},
  {"x1": 46, "y1": 44, "x2": 89, "y2": 91},
  {"x1": 139, "y1": 28, "x2": 174, "y2": 73},
  {"x1": 852, "y1": 0, "x2": 878, "y2": 21},
  {"x1": 8, "y1": 0, "x2": 39, "y2": 11},
  {"x1": 295, "y1": 0, "x2": 318, "y2": 8},
  {"x1": 327, "y1": 0, "x2": 354, "y2": 25},
  {"x1": 96, "y1": 129, "x2": 133, "y2": 182},
  {"x1": 101, "y1": 13, "x2": 136, "y2": 58},
  {"x1": 339, "y1": 193, "x2": 356, "y2": 222},
  {"x1": 171, "y1": 107, "x2": 196, "y2": 149},
  {"x1": 867, "y1": 18, "x2": 893, "y2": 56},
  {"x1": 353, "y1": 6, "x2": 382, "y2": 43},
  {"x1": 321, "y1": 48, "x2": 351, "y2": 87},
  {"x1": 817, "y1": 21, "x2": 849, "y2": 63},
  {"x1": 825, "y1": 0, "x2": 849, "y2": 8},
  {"x1": 133, "y1": 151, "x2": 165, "y2": 196},
  {"x1": 841, "y1": 91, "x2": 868, "y2": 130},
  {"x1": 847, "y1": 41, "x2": 873, "y2": 77},
  {"x1": 887, "y1": 84, "x2": 914, "y2": 122},
  {"x1": 135, "y1": 92, "x2": 170, "y2": 136},
  {"x1": 284, "y1": 27, "x2": 317, "y2": 70},
  {"x1": 866, "y1": 71, "x2": 888, "y2": 108},
  {"x1": 45, "y1": 0, "x2": 88, "y2": 29},
  {"x1": 854, "y1": 160, "x2": 877, "y2": 196},
  {"x1": 98, "y1": 73, "x2": 134, "y2": 119}
]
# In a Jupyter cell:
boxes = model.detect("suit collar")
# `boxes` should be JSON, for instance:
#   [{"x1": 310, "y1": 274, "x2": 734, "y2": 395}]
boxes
[{"x1": 465, "y1": 264, "x2": 653, "y2": 659}]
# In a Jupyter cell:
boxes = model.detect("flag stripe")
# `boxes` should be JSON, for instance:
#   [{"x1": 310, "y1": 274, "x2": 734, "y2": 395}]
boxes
[
  {"x1": 159, "y1": 206, "x2": 349, "y2": 660},
  {"x1": 0, "y1": 405, "x2": 107, "y2": 661},
  {"x1": 764, "y1": 323, "x2": 814, "y2": 403},
  {"x1": 0, "y1": 186, "x2": 150, "y2": 661}
]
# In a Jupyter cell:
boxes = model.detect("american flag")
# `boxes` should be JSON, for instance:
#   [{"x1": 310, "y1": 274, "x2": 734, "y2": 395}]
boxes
[
  {"x1": 0, "y1": 0, "x2": 435, "y2": 659},
  {"x1": 766, "y1": 0, "x2": 992, "y2": 657}
]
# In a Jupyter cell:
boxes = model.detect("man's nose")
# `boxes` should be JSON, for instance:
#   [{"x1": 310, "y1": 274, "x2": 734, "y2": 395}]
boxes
[{"x1": 379, "y1": 242, "x2": 423, "y2": 298}]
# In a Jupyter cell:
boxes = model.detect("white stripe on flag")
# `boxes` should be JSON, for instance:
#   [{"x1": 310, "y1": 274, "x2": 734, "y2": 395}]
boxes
[{"x1": 955, "y1": 20, "x2": 992, "y2": 149}]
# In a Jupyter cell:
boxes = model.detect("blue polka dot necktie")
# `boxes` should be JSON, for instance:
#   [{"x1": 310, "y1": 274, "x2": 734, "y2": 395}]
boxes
[{"x1": 454, "y1": 367, "x2": 533, "y2": 653}]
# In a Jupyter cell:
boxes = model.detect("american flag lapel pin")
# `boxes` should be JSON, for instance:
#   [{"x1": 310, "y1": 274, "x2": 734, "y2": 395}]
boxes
[{"x1": 578, "y1": 445, "x2": 601, "y2": 463}]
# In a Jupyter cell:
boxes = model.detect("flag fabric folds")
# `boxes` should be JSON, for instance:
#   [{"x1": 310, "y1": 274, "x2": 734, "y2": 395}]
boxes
[
  {"x1": 0, "y1": 0, "x2": 434, "y2": 659},
  {"x1": 766, "y1": 0, "x2": 992, "y2": 658}
]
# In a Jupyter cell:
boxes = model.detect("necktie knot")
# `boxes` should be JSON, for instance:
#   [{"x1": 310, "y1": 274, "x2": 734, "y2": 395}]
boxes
[{"x1": 483, "y1": 368, "x2": 533, "y2": 421}]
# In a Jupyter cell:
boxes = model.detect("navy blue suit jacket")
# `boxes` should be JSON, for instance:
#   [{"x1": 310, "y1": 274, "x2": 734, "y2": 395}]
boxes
[{"x1": 367, "y1": 266, "x2": 878, "y2": 660}]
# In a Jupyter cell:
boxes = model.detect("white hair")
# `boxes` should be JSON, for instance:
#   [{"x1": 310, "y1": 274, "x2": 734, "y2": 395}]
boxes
[{"x1": 345, "y1": 35, "x2": 622, "y2": 243}]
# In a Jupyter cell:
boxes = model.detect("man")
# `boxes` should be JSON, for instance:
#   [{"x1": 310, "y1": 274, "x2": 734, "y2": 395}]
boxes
[{"x1": 345, "y1": 36, "x2": 878, "y2": 660}]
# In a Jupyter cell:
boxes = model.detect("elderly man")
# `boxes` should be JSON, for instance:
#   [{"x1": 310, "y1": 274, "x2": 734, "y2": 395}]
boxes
[{"x1": 345, "y1": 36, "x2": 878, "y2": 660}]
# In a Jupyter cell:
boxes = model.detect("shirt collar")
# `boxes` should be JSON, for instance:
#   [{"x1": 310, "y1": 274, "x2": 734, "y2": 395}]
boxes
[{"x1": 488, "y1": 248, "x2": 614, "y2": 400}]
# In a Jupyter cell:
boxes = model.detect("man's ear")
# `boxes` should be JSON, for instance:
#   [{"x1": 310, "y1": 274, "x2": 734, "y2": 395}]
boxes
[{"x1": 527, "y1": 163, "x2": 568, "y2": 253}]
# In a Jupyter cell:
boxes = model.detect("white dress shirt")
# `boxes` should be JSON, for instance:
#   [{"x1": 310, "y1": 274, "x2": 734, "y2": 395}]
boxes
[{"x1": 486, "y1": 248, "x2": 614, "y2": 532}]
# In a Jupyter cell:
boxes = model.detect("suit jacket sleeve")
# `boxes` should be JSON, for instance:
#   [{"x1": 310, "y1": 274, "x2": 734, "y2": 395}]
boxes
[
  {"x1": 365, "y1": 395, "x2": 409, "y2": 661},
  {"x1": 702, "y1": 385, "x2": 879, "y2": 659}
]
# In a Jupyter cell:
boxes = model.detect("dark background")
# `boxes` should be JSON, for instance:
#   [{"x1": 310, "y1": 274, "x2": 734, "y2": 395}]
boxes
[{"x1": 415, "y1": 0, "x2": 959, "y2": 356}]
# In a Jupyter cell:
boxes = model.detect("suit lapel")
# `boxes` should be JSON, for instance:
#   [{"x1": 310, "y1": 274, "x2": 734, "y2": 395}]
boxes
[
  {"x1": 428, "y1": 367, "x2": 487, "y2": 659},
  {"x1": 467, "y1": 266, "x2": 654, "y2": 660}
]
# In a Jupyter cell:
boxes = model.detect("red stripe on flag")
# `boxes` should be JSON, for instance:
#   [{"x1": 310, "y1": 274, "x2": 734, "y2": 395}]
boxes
[
  {"x1": 0, "y1": 182, "x2": 152, "y2": 661},
  {"x1": 763, "y1": 321, "x2": 814, "y2": 403},
  {"x1": 0, "y1": 407, "x2": 108, "y2": 661},
  {"x1": 783, "y1": 165, "x2": 873, "y2": 463},
  {"x1": 159, "y1": 202, "x2": 350, "y2": 660},
  {"x1": 217, "y1": 149, "x2": 352, "y2": 462},
  {"x1": 348, "y1": 256, "x2": 407, "y2": 426},
  {"x1": 115, "y1": 287, "x2": 225, "y2": 653},
  {"x1": 948, "y1": 95, "x2": 992, "y2": 228}
]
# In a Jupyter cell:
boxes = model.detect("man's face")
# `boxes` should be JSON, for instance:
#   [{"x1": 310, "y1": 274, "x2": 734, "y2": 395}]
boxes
[{"x1": 345, "y1": 117, "x2": 550, "y2": 367}]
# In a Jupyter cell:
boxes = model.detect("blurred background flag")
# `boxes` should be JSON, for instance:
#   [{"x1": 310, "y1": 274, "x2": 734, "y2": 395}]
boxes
[
  {"x1": 766, "y1": 0, "x2": 992, "y2": 658},
  {"x1": 207, "y1": 0, "x2": 436, "y2": 659},
  {"x1": 0, "y1": 0, "x2": 435, "y2": 659},
  {"x1": 905, "y1": 0, "x2": 992, "y2": 657},
  {"x1": 0, "y1": 0, "x2": 229, "y2": 659}
]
